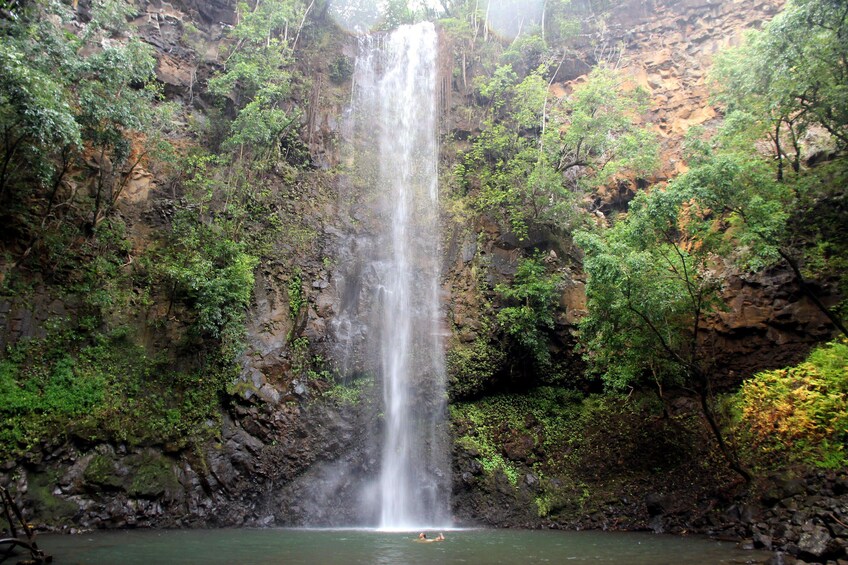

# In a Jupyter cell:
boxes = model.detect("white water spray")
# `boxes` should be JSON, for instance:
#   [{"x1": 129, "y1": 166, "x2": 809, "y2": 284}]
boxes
[{"x1": 348, "y1": 22, "x2": 450, "y2": 530}]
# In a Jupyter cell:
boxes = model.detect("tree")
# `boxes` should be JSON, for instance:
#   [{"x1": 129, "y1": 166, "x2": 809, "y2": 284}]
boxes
[
  {"x1": 673, "y1": 127, "x2": 848, "y2": 338},
  {"x1": 0, "y1": 0, "x2": 164, "y2": 273},
  {"x1": 74, "y1": 39, "x2": 159, "y2": 230},
  {"x1": 495, "y1": 254, "x2": 562, "y2": 371},
  {"x1": 705, "y1": 0, "x2": 848, "y2": 337},
  {"x1": 208, "y1": 0, "x2": 305, "y2": 162},
  {"x1": 711, "y1": 0, "x2": 848, "y2": 179},
  {"x1": 551, "y1": 66, "x2": 658, "y2": 187},
  {"x1": 458, "y1": 64, "x2": 657, "y2": 238},
  {"x1": 0, "y1": 38, "x2": 80, "y2": 200},
  {"x1": 576, "y1": 186, "x2": 752, "y2": 482}
]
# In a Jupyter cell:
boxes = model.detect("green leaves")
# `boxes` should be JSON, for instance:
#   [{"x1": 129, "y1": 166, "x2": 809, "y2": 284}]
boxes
[
  {"x1": 208, "y1": 0, "x2": 305, "y2": 161},
  {"x1": 461, "y1": 64, "x2": 657, "y2": 239},
  {"x1": 0, "y1": 35, "x2": 80, "y2": 189},
  {"x1": 670, "y1": 144, "x2": 791, "y2": 272},
  {"x1": 578, "y1": 0, "x2": 848, "y2": 391},
  {"x1": 495, "y1": 255, "x2": 562, "y2": 369},
  {"x1": 75, "y1": 39, "x2": 157, "y2": 157},
  {"x1": 0, "y1": 326, "x2": 233, "y2": 459},
  {"x1": 556, "y1": 66, "x2": 656, "y2": 187},
  {"x1": 711, "y1": 0, "x2": 848, "y2": 173},
  {"x1": 0, "y1": 0, "x2": 163, "y2": 241},
  {"x1": 575, "y1": 184, "x2": 720, "y2": 391},
  {"x1": 160, "y1": 223, "x2": 258, "y2": 341}
]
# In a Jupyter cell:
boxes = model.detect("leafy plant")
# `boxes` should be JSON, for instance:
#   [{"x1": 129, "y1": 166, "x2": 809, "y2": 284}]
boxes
[
  {"x1": 458, "y1": 64, "x2": 657, "y2": 239},
  {"x1": 712, "y1": 0, "x2": 848, "y2": 170},
  {"x1": 495, "y1": 255, "x2": 562, "y2": 370},
  {"x1": 576, "y1": 184, "x2": 750, "y2": 481},
  {"x1": 207, "y1": 0, "x2": 305, "y2": 163},
  {"x1": 734, "y1": 340, "x2": 848, "y2": 469},
  {"x1": 447, "y1": 336, "x2": 506, "y2": 399},
  {"x1": 0, "y1": 323, "x2": 230, "y2": 461},
  {"x1": 159, "y1": 221, "x2": 257, "y2": 343}
]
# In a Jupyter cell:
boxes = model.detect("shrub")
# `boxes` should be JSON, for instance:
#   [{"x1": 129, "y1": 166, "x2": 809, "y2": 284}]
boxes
[
  {"x1": 495, "y1": 255, "x2": 562, "y2": 369},
  {"x1": 735, "y1": 340, "x2": 848, "y2": 469}
]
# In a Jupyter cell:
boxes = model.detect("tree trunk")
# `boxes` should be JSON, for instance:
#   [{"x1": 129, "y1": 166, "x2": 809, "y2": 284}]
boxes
[
  {"x1": 696, "y1": 377, "x2": 752, "y2": 483},
  {"x1": 779, "y1": 249, "x2": 848, "y2": 338}
]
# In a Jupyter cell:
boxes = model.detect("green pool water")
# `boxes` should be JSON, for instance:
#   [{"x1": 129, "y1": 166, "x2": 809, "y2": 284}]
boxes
[{"x1": 35, "y1": 528, "x2": 770, "y2": 564}]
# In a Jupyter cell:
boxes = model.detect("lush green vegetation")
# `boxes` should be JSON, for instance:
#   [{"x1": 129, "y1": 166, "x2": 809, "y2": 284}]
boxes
[
  {"x1": 447, "y1": 335, "x2": 506, "y2": 399},
  {"x1": 0, "y1": 0, "x2": 844, "y2": 510},
  {"x1": 575, "y1": 183, "x2": 754, "y2": 480},
  {"x1": 732, "y1": 340, "x2": 848, "y2": 470},
  {"x1": 495, "y1": 255, "x2": 562, "y2": 371},
  {"x1": 0, "y1": 0, "x2": 315, "y2": 460},
  {"x1": 0, "y1": 324, "x2": 224, "y2": 460},
  {"x1": 572, "y1": 0, "x2": 848, "y2": 480},
  {"x1": 453, "y1": 64, "x2": 657, "y2": 239},
  {"x1": 442, "y1": 0, "x2": 848, "y2": 501},
  {"x1": 451, "y1": 387, "x2": 588, "y2": 497},
  {"x1": 322, "y1": 375, "x2": 376, "y2": 406},
  {"x1": 438, "y1": 0, "x2": 846, "y2": 493},
  {"x1": 207, "y1": 0, "x2": 309, "y2": 166},
  {"x1": 705, "y1": 0, "x2": 848, "y2": 336},
  {"x1": 439, "y1": 0, "x2": 659, "y2": 389},
  {"x1": 452, "y1": 388, "x2": 707, "y2": 518}
]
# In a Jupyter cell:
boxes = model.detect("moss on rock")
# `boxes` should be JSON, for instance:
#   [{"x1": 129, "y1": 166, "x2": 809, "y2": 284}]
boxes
[
  {"x1": 128, "y1": 453, "x2": 180, "y2": 499},
  {"x1": 27, "y1": 470, "x2": 79, "y2": 525}
]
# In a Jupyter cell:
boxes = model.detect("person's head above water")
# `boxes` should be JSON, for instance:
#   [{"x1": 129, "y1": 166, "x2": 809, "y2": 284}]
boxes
[{"x1": 418, "y1": 532, "x2": 426, "y2": 539}]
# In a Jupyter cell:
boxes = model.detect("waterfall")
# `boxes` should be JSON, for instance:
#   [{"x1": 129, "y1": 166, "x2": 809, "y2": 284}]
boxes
[{"x1": 344, "y1": 22, "x2": 451, "y2": 530}]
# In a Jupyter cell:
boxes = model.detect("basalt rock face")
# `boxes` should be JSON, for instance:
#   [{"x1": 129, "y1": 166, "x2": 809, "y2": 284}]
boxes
[
  {"x1": 706, "y1": 265, "x2": 838, "y2": 386},
  {"x1": 0, "y1": 397, "x2": 371, "y2": 529},
  {"x1": 586, "y1": 0, "x2": 786, "y2": 181}
]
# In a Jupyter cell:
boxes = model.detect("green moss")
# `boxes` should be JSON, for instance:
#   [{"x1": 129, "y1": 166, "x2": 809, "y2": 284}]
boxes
[
  {"x1": 533, "y1": 477, "x2": 590, "y2": 518},
  {"x1": 322, "y1": 376, "x2": 375, "y2": 406},
  {"x1": 81, "y1": 452, "x2": 179, "y2": 499},
  {"x1": 451, "y1": 390, "x2": 578, "y2": 488},
  {"x1": 447, "y1": 337, "x2": 505, "y2": 399},
  {"x1": 83, "y1": 454, "x2": 124, "y2": 490},
  {"x1": 128, "y1": 454, "x2": 179, "y2": 499},
  {"x1": 452, "y1": 388, "x2": 676, "y2": 519},
  {"x1": 27, "y1": 471, "x2": 79, "y2": 524},
  {"x1": 227, "y1": 380, "x2": 260, "y2": 398},
  {"x1": 0, "y1": 324, "x2": 227, "y2": 460}
]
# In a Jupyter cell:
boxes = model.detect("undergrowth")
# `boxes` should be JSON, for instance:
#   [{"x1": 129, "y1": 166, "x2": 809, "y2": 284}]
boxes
[
  {"x1": 732, "y1": 339, "x2": 848, "y2": 470},
  {"x1": 0, "y1": 322, "x2": 225, "y2": 461}
]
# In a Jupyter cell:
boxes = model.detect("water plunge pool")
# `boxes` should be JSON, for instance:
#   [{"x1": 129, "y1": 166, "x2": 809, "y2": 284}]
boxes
[{"x1": 37, "y1": 528, "x2": 770, "y2": 564}]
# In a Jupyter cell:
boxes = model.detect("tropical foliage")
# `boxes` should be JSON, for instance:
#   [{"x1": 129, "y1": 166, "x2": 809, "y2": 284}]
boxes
[
  {"x1": 495, "y1": 255, "x2": 562, "y2": 370},
  {"x1": 456, "y1": 65, "x2": 657, "y2": 239},
  {"x1": 734, "y1": 340, "x2": 848, "y2": 469}
]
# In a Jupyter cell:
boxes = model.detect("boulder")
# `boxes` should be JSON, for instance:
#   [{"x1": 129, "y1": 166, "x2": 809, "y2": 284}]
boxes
[{"x1": 798, "y1": 524, "x2": 832, "y2": 559}]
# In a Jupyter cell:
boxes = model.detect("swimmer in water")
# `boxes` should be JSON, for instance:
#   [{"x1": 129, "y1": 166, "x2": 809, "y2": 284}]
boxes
[{"x1": 416, "y1": 532, "x2": 445, "y2": 542}]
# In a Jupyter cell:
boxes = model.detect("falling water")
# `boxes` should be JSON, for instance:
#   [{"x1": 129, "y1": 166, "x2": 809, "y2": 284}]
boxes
[{"x1": 346, "y1": 22, "x2": 450, "y2": 530}]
